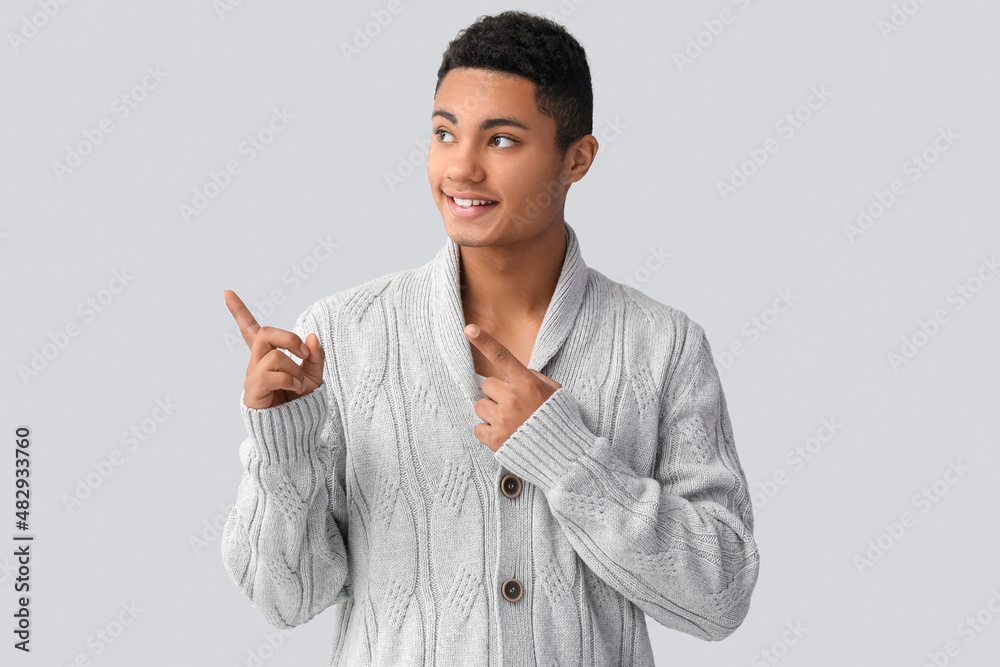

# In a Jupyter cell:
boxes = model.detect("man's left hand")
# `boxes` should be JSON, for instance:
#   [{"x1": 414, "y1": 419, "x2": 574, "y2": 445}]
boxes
[{"x1": 464, "y1": 323, "x2": 562, "y2": 452}]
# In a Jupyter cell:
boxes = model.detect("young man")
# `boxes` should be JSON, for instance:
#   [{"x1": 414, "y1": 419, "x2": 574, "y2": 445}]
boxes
[{"x1": 222, "y1": 10, "x2": 759, "y2": 666}]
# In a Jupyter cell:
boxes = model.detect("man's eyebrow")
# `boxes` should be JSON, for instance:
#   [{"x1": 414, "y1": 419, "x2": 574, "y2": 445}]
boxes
[{"x1": 432, "y1": 109, "x2": 530, "y2": 131}]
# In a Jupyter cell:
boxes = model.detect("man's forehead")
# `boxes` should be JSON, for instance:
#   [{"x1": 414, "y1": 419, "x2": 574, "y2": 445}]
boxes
[
  {"x1": 432, "y1": 107, "x2": 532, "y2": 132},
  {"x1": 436, "y1": 69, "x2": 534, "y2": 101},
  {"x1": 433, "y1": 71, "x2": 539, "y2": 124}
]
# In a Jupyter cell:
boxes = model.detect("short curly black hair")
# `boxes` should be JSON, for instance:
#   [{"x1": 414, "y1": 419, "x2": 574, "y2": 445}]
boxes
[{"x1": 435, "y1": 10, "x2": 593, "y2": 159}]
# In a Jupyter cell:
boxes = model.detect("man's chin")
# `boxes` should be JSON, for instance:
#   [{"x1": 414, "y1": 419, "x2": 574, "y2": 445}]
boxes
[{"x1": 442, "y1": 217, "x2": 495, "y2": 248}]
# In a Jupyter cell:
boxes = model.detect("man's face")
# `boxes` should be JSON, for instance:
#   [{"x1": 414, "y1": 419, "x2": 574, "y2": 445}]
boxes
[{"x1": 428, "y1": 67, "x2": 572, "y2": 248}]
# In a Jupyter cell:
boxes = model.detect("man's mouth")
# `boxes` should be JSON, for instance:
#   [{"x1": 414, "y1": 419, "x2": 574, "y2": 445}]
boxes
[
  {"x1": 445, "y1": 193, "x2": 500, "y2": 218},
  {"x1": 448, "y1": 195, "x2": 499, "y2": 208}
]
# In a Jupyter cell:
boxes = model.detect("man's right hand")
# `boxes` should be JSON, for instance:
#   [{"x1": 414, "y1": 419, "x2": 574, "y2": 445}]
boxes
[{"x1": 224, "y1": 290, "x2": 325, "y2": 409}]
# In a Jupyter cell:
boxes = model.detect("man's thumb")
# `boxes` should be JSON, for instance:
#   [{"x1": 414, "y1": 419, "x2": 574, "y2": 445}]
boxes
[{"x1": 301, "y1": 333, "x2": 326, "y2": 384}]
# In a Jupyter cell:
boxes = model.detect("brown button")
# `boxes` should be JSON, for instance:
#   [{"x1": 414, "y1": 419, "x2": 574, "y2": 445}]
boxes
[
  {"x1": 502, "y1": 578, "x2": 523, "y2": 602},
  {"x1": 501, "y1": 474, "x2": 522, "y2": 499}
]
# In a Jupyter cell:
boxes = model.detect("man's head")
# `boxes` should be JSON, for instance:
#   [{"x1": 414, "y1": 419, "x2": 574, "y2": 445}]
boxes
[{"x1": 428, "y1": 10, "x2": 598, "y2": 249}]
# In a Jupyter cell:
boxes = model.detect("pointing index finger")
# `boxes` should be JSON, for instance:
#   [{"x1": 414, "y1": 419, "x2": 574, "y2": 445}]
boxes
[
  {"x1": 224, "y1": 290, "x2": 260, "y2": 351},
  {"x1": 464, "y1": 324, "x2": 529, "y2": 383}
]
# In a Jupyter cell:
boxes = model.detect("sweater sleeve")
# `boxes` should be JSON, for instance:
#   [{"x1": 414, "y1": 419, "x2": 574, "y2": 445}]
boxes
[
  {"x1": 493, "y1": 318, "x2": 759, "y2": 641},
  {"x1": 221, "y1": 304, "x2": 352, "y2": 629}
]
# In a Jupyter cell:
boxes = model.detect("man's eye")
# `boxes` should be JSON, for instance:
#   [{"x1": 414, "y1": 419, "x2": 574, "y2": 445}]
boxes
[{"x1": 434, "y1": 130, "x2": 517, "y2": 148}]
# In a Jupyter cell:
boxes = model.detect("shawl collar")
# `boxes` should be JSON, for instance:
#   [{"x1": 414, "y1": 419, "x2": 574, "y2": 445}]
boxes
[{"x1": 429, "y1": 222, "x2": 589, "y2": 406}]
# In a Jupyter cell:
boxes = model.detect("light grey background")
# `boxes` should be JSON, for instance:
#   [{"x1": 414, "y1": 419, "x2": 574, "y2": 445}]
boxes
[{"x1": 2, "y1": 0, "x2": 998, "y2": 665}]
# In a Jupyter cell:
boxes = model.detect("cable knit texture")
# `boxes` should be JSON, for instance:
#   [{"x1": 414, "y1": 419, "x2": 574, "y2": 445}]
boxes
[{"x1": 221, "y1": 222, "x2": 760, "y2": 666}]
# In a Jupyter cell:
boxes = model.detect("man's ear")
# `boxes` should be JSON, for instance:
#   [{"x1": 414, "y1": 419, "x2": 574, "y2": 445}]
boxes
[{"x1": 564, "y1": 134, "x2": 599, "y2": 185}]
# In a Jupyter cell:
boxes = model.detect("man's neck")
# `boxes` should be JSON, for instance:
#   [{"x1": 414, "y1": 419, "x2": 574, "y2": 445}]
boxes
[{"x1": 459, "y1": 222, "x2": 567, "y2": 327}]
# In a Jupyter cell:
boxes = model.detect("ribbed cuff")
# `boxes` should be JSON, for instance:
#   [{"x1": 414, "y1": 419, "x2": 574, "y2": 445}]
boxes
[
  {"x1": 240, "y1": 384, "x2": 328, "y2": 465},
  {"x1": 493, "y1": 387, "x2": 598, "y2": 493}
]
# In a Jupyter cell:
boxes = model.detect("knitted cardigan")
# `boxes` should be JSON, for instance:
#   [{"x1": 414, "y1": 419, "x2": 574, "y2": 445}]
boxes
[{"x1": 222, "y1": 221, "x2": 760, "y2": 666}]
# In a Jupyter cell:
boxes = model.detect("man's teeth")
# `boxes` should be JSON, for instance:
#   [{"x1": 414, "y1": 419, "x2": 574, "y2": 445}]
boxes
[{"x1": 453, "y1": 197, "x2": 496, "y2": 208}]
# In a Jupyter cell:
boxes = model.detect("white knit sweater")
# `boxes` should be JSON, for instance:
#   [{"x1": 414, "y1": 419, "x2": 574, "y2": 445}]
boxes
[{"x1": 222, "y1": 222, "x2": 760, "y2": 666}]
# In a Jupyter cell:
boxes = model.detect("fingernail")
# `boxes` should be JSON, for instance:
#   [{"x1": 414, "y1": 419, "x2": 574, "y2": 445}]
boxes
[
  {"x1": 300, "y1": 343, "x2": 309, "y2": 358},
  {"x1": 292, "y1": 377, "x2": 301, "y2": 389},
  {"x1": 466, "y1": 324, "x2": 479, "y2": 337}
]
